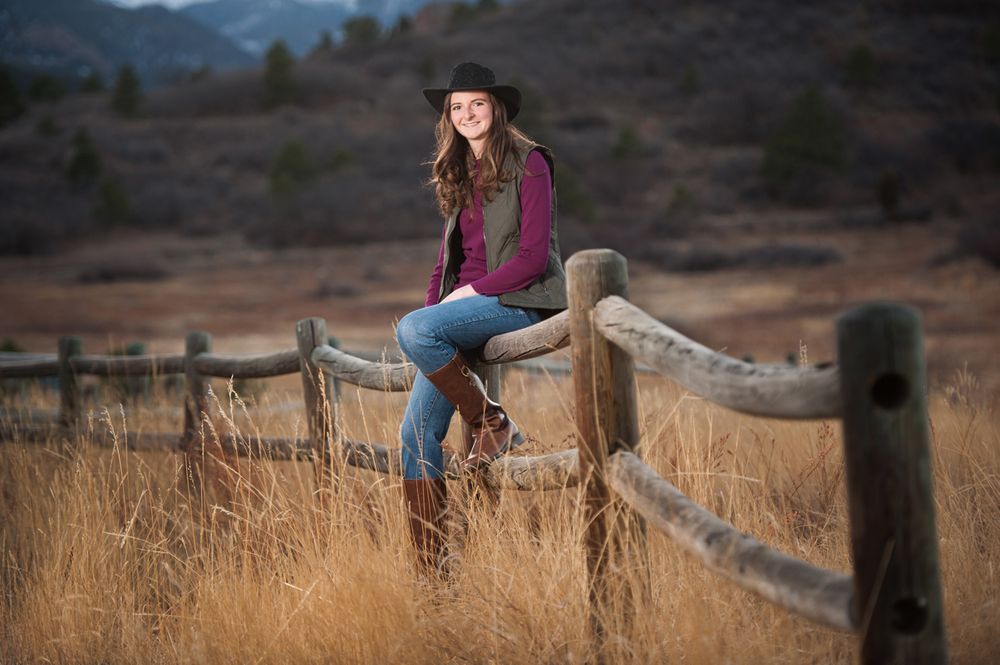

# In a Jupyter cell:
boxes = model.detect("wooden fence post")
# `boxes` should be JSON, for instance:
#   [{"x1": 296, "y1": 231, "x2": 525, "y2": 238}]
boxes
[
  {"x1": 182, "y1": 331, "x2": 212, "y2": 490},
  {"x1": 327, "y1": 335, "x2": 342, "y2": 403},
  {"x1": 566, "y1": 249, "x2": 646, "y2": 647},
  {"x1": 297, "y1": 318, "x2": 337, "y2": 491},
  {"x1": 58, "y1": 336, "x2": 82, "y2": 430},
  {"x1": 125, "y1": 341, "x2": 149, "y2": 403},
  {"x1": 837, "y1": 303, "x2": 946, "y2": 665}
]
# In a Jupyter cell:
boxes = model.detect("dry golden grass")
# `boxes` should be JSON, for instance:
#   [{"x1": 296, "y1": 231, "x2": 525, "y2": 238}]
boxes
[{"x1": 2, "y1": 367, "x2": 998, "y2": 664}]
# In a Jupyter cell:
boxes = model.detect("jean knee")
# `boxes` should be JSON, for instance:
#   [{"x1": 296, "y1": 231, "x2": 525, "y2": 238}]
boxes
[
  {"x1": 399, "y1": 308, "x2": 450, "y2": 360},
  {"x1": 396, "y1": 310, "x2": 427, "y2": 359}
]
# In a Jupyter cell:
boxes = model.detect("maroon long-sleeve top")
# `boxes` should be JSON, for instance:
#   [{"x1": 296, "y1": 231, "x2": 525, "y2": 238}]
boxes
[{"x1": 424, "y1": 149, "x2": 552, "y2": 307}]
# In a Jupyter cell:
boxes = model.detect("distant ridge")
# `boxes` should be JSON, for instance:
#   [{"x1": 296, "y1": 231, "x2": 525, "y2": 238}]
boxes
[
  {"x1": 181, "y1": 0, "x2": 349, "y2": 57},
  {"x1": 0, "y1": 0, "x2": 256, "y2": 87},
  {"x1": 180, "y1": 0, "x2": 436, "y2": 57},
  {"x1": 1, "y1": 0, "x2": 996, "y2": 261}
]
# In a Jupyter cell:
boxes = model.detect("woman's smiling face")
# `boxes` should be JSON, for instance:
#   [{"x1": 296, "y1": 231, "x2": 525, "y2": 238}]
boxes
[{"x1": 449, "y1": 91, "x2": 493, "y2": 149}]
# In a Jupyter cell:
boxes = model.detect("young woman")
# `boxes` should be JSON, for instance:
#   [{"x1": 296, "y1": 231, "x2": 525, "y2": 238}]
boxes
[{"x1": 395, "y1": 62, "x2": 567, "y2": 571}]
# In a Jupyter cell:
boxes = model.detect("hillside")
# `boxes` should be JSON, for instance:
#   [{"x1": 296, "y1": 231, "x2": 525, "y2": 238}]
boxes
[
  {"x1": 1, "y1": 0, "x2": 998, "y2": 264},
  {"x1": 0, "y1": 0, "x2": 256, "y2": 86}
]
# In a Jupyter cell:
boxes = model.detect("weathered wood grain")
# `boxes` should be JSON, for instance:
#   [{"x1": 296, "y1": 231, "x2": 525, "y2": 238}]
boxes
[
  {"x1": 310, "y1": 316, "x2": 569, "y2": 391},
  {"x1": 343, "y1": 439, "x2": 579, "y2": 492},
  {"x1": 182, "y1": 333, "x2": 212, "y2": 441},
  {"x1": 0, "y1": 418, "x2": 62, "y2": 441},
  {"x1": 338, "y1": 438, "x2": 394, "y2": 473},
  {"x1": 567, "y1": 249, "x2": 646, "y2": 646},
  {"x1": 58, "y1": 337, "x2": 82, "y2": 429},
  {"x1": 482, "y1": 449, "x2": 580, "y2": 490},
  {"x1": 90, "y1": 430, "x2": 183, "y2": 452},
  {"x1": 0, "y1": 408, "x2": 58, "y2": 426},
  {"x1": 71, "y1": 354, "x2": 185, "y2": 376},
  {"x1": 181, "y1": 331, "x2": 212, "y2": 490},
  {"x1": 479, "y1": 310, "x2": 570, "y2": 364},
  {"x1": 594, "y1": 295, "x2": 841, "y2": 419},
  {"x1": 229, "y1": 435, "x2": 311, "y2": 460},
  {"x1": 0, "y1": 408, "x2": 577, "y2": 493},
  {"x1": 0, "y1": 353, "x2": 55, "y2": 362},
  {"x1": 297, "y1": 318, "x2": 337, "y2": 484},
  {"x1": 837, "y1": 303, "x2": 946, "y2": 664},
  {"x1": 311, "y1": 344, "x2": 416, "y2": 391},
  {"x1": 0, "y1": 321, "x2": 566, "y2": 385},
  {"x1": 1, "y1": 426, "x2": 313, "y2": 460},
  {"x1": 608, "y1": 450, "x2": 856, "y2": 632},
  {"x1": 193, "y1": 349, "x2": 299, "y2": 378},
  {"x1": 0, "y1": 358, "x2": 59, "y2": 377}
]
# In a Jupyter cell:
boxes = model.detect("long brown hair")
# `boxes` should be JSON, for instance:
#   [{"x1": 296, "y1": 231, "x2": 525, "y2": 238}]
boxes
[{"x1": 428, "y1": 91, "x2": 535, "y2": 219}]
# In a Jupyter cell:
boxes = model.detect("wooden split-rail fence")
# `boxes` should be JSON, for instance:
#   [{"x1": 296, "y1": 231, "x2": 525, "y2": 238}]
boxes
[{"x1": 0, "y1": 249, "x2": 945, "y2": 664}]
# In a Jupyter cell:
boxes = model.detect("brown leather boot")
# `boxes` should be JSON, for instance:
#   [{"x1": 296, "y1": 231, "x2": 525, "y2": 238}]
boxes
[
  {"x1": 425, "y1": 353, "x2": 524, "y2": 472},
  {"x1": 402, "y1": 478, "x2": 448, "y2": 574}
]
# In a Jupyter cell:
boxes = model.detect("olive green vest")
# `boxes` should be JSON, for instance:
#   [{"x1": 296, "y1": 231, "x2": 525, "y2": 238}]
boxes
[{"x1": 438, "y1": 142, "x2": 568, "y2": 311}]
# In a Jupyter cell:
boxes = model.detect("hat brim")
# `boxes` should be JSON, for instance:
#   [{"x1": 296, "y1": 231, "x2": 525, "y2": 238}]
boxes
[{"x1": 422, "y1": 85, "x2": 521, "y2": 122}]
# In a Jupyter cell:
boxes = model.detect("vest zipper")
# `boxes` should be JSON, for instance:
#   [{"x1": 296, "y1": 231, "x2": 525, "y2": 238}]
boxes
[
  {"x1": 483, "y1": 207, "x2": 491, "y2": 273},
  {"x1": 438, "y1": 211, "x2": 457, "y2": 303}
]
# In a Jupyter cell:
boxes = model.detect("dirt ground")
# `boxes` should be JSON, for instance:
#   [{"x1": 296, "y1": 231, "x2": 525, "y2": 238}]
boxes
[{"x1": 1, "y1": 222, "x2": 997, "y2": 396}]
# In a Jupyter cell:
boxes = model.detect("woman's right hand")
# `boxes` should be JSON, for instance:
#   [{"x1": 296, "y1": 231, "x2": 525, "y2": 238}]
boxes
[{"x1": 440, "y1": 284, "x2": 478, "y2": 304}]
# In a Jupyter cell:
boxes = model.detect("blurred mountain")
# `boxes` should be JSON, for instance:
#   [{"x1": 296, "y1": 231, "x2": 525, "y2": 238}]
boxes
[
  {"x1": 179, "y1": 0, "x2": 436, "y2": 57},
  {"x1": 2, "y1": 0, "x2": 998, "y2": 260},
  {"x1": 180, "y1": 0, "x2": 348, "y2": 57},
  {"x1": 0, "y1": 0, "x2": 256, "y2": 87}
]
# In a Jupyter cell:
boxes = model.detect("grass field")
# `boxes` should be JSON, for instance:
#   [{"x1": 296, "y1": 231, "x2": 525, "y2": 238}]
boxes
[{"x1": 2, "y1": 363, "x2": 997, "y2": 663}]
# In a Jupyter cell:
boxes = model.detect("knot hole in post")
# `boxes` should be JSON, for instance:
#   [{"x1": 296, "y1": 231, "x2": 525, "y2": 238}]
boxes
[
  {"x1": 871, "y1": 372, "x2": 909, "y2": 410},
  {"x1": 891, "y1": 595, "x2": 928, "y2": 635}
]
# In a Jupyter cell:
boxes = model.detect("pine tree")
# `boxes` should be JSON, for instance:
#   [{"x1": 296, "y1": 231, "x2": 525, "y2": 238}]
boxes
[
  {"x1": 80, "y1": 71, "x2": 105, "y2": 94},
  {"x1": 0, "y1": 64, "x2": 25, "y2": 128},
  {"x1": 28, "y1": 74, "x2": 65, "y2": 103},
  {"x1": 111, "y1": 65, "x2": 142, "y2": 117},
  {"x1": 66, "y1": 128, "x2": 102, "y2": 186},
  {"x1": 264, "y1": 40, "x2": 298, "y2": 108},
  {"x1": 35, "y1": 115, "x2": 60, "y2": 138},
  {"x1": 342, "y1": 16, "x2": 380, "y2": 48},
  {"x1": 389, "y1": 15, "x2": 413, "y2": 39},
  {"x1": 761, "y1": 87, "x2": 848, "y2": 200},
  {"x1": 309, "y1": 30, "x2": 335, "y2": 58},
  {"x1": 93, "y1": 177, "x2": 132, "y2": 226},
  {"x1": 844, "y1": 44, "x2": 877, "y2": 90},
  {"x1": 270, "y1": 140, "x2": 317, "y2": 196}
]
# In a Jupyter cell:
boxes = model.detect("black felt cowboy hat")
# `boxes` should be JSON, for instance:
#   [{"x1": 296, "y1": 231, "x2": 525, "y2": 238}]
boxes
[{"x1": 422, "y1": 62, "x2": 522, "y2": 121}]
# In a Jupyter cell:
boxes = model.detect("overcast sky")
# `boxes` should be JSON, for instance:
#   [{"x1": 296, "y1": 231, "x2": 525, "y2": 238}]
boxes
[
  {"x1": 105, "y1": 0, "x2": 354, "y2": 9},
  {"x1": 103, "y1": 0, "x2": 195, "y2": 7}
]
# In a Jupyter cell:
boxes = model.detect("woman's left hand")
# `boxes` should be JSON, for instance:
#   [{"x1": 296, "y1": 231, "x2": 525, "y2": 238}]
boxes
[{"x1": 441, "y1": 284, "x2": 478, "y2": 304}]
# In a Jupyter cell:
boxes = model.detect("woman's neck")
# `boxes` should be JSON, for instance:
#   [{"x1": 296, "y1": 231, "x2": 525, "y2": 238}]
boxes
[{"x1": 468, "y1": 138, "x2": 486, "y2": 160}]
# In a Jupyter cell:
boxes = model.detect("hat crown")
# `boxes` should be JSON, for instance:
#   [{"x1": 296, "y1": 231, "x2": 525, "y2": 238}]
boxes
[
  {"x1": 446, "y1": 62, "x2": 496, "y2": 90},
  {"x1": 421, "y1": 62, "x2": 521, "y2": 121}
]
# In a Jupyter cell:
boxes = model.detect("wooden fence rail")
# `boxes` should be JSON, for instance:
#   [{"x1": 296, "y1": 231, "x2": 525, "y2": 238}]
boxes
[
  {"x1": 0, "y1": 248, "x2": 945, "y2": 664},
  {"x1": 194, "y1": 349, "x2": 300, "y2": 378},
  {"x1": 0, "y1": 358, "x2": 59, "y2": 377},
  {"x1": 72, "y1": 354, "x2": 186, "y2": 376},
  {"x1": 593, "y1": 295, "x2": 842, "y2": 419},
  {"x1": 311, "y1": 344, "x2": 415, "y2": 391},
  {"x1": 607, "y1": 449, "x2": 855, "y2": 631}
]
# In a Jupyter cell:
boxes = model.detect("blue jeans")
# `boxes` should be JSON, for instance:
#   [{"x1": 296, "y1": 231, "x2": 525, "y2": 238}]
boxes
[{"x1": 396, "y1": 295, "x2": 541, "y2": 480}]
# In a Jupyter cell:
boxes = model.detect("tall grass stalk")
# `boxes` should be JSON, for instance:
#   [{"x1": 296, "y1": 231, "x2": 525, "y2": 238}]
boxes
[{"x1": 2, "y1": 370, "x2": 997, "y2": 663}]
